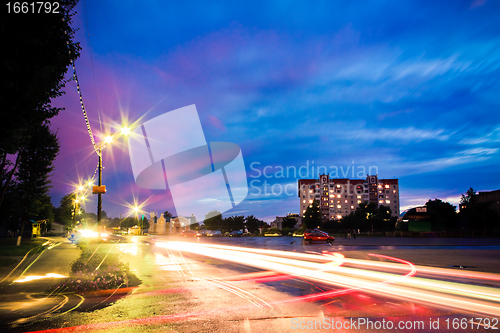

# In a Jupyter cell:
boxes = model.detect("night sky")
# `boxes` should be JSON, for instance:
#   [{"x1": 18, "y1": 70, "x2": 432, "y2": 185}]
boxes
[{"x1": 50, "y1": 0, "x2": 500, "y2": 222}]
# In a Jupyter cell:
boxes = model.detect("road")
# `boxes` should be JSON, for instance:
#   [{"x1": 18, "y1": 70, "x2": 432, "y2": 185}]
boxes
[{"x1": 1, "y1": 235, "x2": 500, "y2": 332}]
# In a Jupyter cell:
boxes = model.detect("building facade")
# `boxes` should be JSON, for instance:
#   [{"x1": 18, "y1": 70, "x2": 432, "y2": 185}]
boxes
[
  {"x1": 272, "y1": 213, "x2": 303, "y2": 230},
  {"x1": 148, "y1": 213, "x2": 195, "y2": 235},
  {"x1": 298, "y1": 174, "x2": 400, "y2": 220},
  {"x1": 477, "y1": 189, "x2": 500, "y2": 216}
]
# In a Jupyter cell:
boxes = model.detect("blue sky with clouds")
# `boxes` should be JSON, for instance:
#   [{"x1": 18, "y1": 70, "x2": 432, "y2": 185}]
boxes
[{"x1": 51, "y1": 0, "x2": 500, "y2": 221}]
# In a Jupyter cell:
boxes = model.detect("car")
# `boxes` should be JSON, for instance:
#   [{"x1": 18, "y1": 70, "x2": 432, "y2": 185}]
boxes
[
  {"x1": 207, "y1": 230, "x2": 222, "y2": 237},
  {"x1": 229, "y1": 230, "x2": 243, "y2": 237},
  {"x1": 182, "y1": 230, "x2": 201, "y2": 237},
  {"x1": 304, "y1": 229, "x2": 334, "y2": 244}
]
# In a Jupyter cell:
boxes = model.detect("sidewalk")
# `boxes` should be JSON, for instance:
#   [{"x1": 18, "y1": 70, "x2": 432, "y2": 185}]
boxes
[{"x1": 0, "y1": 238, "x2": 81, "y2": 327}]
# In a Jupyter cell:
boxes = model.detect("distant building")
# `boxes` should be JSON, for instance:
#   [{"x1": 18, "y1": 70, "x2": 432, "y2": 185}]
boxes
[
  {"x1": 460, "y1": 189, "x2": 500, "y2": 215},
  {"x1": 298, "y1": 174, "x2": 400, "y2": 220},
  {"x1": 50, "y1": 222, "x2": 65, "y2": 235},
  {"x1": 397, "y1": 206, "x2": 433, "y2": 232},
  {"x1": 273, "y1": 213, "x2": 303, "y2": 229},
  {"x1": 148, "y1": 213, "x2": 195, "y2": 234},
  {"x1": 477, "y1": 189, "x2": 500, "y2": 215}
]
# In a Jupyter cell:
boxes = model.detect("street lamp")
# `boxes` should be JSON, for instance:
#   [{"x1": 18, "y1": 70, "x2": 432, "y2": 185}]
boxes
[
  {"x1": 121, "y1": 127, "x2": 131, "y2": 136},
  {"x1": 95, "y1": 126, "x2": 131, "y2": 228}
]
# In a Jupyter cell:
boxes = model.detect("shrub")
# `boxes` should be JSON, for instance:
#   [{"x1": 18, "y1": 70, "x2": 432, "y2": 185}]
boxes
[{"x1": 48, "y1": 243, "x2": 130, "y2": 293}]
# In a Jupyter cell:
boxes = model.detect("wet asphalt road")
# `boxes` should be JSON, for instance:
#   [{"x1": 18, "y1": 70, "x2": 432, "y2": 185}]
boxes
[{"x1": 1, "y1": 235, "x2": 500, "y2": 332}]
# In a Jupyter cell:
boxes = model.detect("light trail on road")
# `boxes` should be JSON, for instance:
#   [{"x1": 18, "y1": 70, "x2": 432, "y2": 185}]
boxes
[
  {"x1": 155, "y1": 241, "x2": 500, "y2": 317},
  {"x1": 21, "y1": 240, "x2": 500, "y2": 333}
]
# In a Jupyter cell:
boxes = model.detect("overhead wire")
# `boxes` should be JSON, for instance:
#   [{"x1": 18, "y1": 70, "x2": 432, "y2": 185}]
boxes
[
  {"x1": 71, "y1": 59, "x2": 100, "y2": 156},
  {"x1": 83, "y1": 0, "x2": 103, "y2": 133}
]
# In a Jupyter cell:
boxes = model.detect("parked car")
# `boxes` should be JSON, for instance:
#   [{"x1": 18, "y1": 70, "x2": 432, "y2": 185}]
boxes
[
  {"x1": 229, "y1": 230, "x2": 243, "y2": 237},
  {"x1": 303, "y1": 229, "x2": 334, "y2": 244},
  {"x1": 207, "y1": 230, "x2": 222, "y2": 237},
  {"x1": 182, "y1": 230, "x2": 201, "y2": 237}
]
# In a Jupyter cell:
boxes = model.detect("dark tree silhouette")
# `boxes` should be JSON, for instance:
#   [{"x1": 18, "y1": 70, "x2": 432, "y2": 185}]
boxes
[{"x1": 303, "y1": 200, "x2": 321, "y2": 229}]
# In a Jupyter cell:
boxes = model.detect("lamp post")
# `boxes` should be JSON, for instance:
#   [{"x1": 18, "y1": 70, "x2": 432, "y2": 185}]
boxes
[
  {"x1": 95, "y1": 127, "x2": 130, "y2": 228},
  {"x1": 73, "y1": 197, "x2": 78, "y2": 229},
  {"x1": 97, "y1": 143, "x2": 103, "y2": 227}
]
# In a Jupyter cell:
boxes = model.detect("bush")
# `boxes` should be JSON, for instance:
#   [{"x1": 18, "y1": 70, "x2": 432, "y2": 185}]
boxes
[
  {"x1": 264, "y1": 228, "x2": 282, "y2": 235},
  {"x1": 48, "y1": 243, "x2": 130, "y2": 293}
]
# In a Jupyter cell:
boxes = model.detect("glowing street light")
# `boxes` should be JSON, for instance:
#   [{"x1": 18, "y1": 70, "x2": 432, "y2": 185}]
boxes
[
  {"x1": 94, "y1": 124, "x2": 133, "y2": 227},
  {"x1": 121, "y1": 127, "x2": 131, "y2": 136},
  {"x1": 78, "y1": 185, "x2": 84, "y2": 191}
]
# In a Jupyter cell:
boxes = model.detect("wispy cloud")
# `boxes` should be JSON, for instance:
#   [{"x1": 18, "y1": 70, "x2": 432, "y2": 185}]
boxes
[{"x1": 459, "y1": 126, "x2": 500, "y2": 145}]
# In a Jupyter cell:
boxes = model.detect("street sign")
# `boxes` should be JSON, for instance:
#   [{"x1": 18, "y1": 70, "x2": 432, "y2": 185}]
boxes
[{"x1": 93, "y1": 185, "x2": 106, "y2": 194}]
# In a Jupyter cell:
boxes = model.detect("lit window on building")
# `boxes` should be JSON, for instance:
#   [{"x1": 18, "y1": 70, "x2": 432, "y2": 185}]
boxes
[
  {"x1": 385, "y1": 184, "x2": 390, "y2": 188},
  {"x1": 337, "y1": 205, "x2": 341, "y2": 209},
  {"x1": 351, "y1": 205, "x2": 354, "y2": 209},
  {"x1": 309, "y1": 199, "x2": 313, "y2": 204},
  {"x1": 393, "y1": 190, "x2": 396, "y2": 193},
  {"x1": 337, "y1": 194, "x2": 341, "y2": 198},
  {"x1": 345, "y1": 200, "x2": 348, "y2": 203},
  {"x1": 386, "y1": 200, "x2": 390, "y2": 204},
  {"x1": 379, "y1": 200, "x2": 384, "y2": 204},
  {"x1": 357, "y1": 195, "x2": 361, "y2": 199},
  {"x1": 337, "y1": 184, "x2": 341, "y2": 188}
]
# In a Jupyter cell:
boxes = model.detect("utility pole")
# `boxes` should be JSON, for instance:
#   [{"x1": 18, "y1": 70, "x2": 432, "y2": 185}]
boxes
[
  {"x1": 73, "y1": 195, "x2": 77, "y2": 229},
  {"x1": 97, "y1": 145, "x2": 102, "y2": 228}
]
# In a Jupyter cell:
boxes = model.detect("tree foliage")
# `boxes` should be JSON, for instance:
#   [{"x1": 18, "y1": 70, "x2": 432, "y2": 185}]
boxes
[
  {"x1": 460, "y1": 187, "x2": 476, "y2": 205},
  {"x1": 224, "y1": 215, "x2": 245, "y2": 232},
  {"x1": 425, "y1": 199, "x2": 457, "y2": 231},
  {"x1": 54, "y1": 193, "x2": 76, "y2": 226},
  {"x1": 335, "y1": 202, "x2": 394, "y2": 233},
  {"x1": 0, "y1": 0, "x2": 80, "y2": 155},
  {"x1": 245, "y1": 215, "x2": 263, "y2": 234},
  {"x1": 203, "y1": 210, "x2": 223, "y2": 230},
  {"x1": 303, "y1": 200, "x2": 321, "y2": 229},
  {"x1": 0, "y1": 0, "x2": 80, "y2": 239}
]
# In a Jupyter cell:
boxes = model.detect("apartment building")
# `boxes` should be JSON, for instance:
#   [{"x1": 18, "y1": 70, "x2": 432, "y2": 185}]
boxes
[{"x1": 298, "y1": 174, "x2": 399, "y2": 220}]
